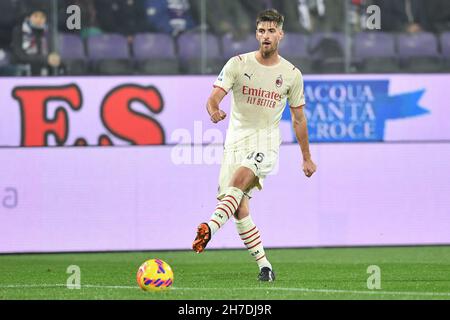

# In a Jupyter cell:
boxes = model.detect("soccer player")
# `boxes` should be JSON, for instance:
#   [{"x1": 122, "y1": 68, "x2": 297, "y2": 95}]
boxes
[{"x1": 192, "y1": 9, "x2": 317, "y2": 282}]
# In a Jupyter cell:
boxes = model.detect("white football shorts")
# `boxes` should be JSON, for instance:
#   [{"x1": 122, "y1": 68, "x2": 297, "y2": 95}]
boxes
[{"x1": 217, "y1": 148, "x2": 279, "y2": 199}]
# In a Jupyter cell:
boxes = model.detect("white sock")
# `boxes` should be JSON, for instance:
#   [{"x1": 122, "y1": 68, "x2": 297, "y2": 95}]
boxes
[
  {"x1": 235, "y1": 215, "x2": 272, "y2": 270},
  {"x1": 208, "y1": 187, "x2": 244, "y2": 235}
]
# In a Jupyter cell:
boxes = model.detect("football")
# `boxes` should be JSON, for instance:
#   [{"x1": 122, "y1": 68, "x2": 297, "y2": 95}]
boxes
[{"x1": 136, "y1": 259, "x2": 174, "y2": 291}]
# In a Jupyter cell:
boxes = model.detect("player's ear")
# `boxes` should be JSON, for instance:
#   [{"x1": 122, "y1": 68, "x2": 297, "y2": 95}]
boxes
[{"x1": 279, "y1": 29, "x2": 284, "y2": 40}]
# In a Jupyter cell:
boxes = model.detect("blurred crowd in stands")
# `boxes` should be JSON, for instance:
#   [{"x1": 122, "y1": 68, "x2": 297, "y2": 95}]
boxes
[{"x1": 0, "y1": 0, "x2": 449, "y2": 76}]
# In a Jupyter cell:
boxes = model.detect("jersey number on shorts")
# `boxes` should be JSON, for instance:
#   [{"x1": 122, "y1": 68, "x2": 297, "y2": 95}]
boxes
[{"x1": 247, "y1": 152, "x2": 265, "y2": 163}]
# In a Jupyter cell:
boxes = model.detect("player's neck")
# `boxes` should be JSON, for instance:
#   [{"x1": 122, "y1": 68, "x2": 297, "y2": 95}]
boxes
[{"x1": 255, "y1": 50, "x2": 280, "y2": 66}]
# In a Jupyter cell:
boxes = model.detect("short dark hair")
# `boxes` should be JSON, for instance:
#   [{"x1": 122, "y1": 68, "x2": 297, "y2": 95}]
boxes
[{"x1": 256, "y1": 9, "x2": 284, "y2": 29}]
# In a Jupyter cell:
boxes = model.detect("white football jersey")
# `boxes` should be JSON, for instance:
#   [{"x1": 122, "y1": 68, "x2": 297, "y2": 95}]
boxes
[{"x1": 214, "y1": 51, "x2": 305, "y2": 151}]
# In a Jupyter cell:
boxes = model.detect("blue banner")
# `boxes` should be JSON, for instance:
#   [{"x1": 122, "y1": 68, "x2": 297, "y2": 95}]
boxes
[{"x1": 282, "y1": 80, "x2": 429, "y2": 142}]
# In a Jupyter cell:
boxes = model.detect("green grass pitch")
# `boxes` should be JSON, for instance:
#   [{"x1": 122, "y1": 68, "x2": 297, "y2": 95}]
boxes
[{"x1": 1, "y1": 246, "x2": 449, "y2": 300}]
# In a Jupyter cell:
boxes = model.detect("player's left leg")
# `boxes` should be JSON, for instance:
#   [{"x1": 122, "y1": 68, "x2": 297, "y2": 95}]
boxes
[{"x1": 234, "y1": 196, "x2": 275, "y2": 282}]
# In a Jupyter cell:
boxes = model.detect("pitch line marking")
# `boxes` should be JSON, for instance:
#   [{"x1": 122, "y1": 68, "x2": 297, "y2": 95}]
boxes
[{"x1": 1, "y1": 284, "x2": 450, "y2": 297}]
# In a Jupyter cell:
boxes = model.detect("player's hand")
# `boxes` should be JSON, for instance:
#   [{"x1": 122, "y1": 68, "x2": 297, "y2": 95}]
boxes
[
  {"x1": 210, "y1": 110, "x2": 227, "y2": 123},
  {"x1": 302, "y1": 158, "x2": 316, "y2": 178}
]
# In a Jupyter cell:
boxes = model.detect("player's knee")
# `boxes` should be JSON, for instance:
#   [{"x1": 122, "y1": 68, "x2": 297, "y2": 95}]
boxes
[{"x1": 229, "y1": 167, "x2": 255, "y2": 190}]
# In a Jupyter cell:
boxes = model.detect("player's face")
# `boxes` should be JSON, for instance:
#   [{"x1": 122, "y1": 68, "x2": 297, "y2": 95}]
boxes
[{"x1": 256, "y1": 21, "x2": 284, "y2": 57}]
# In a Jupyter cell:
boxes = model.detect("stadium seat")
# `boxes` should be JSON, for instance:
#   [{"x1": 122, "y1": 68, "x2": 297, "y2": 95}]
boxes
[
  {"x1": 0, "y1": 0, "x2": 18, "y2": 49},
  {"x1": 0, "y1": 49, "x2": 33, "y2": 76},
  {"x1": 221, "y1": 33, "x2": 312, "y2": 73},
  {"x1": 87, "y1": 33, "x2": 133, "y2": 75},
  {"x1": 354, "y1": 32, "x2": 399, "y2": 73},
  {"x1": 397, "y1": 32, "x2": 442, "y2": 73},
  {"x1": 308, "y1": 32, "x2": 346, "y2": 73},
  {"x1": 221, "y1": 33, "x2": 257, "y2": 59},
  {"x1": 440, "y1": 32, "x2": 450, "y2": 71},
  {"x1": 133, "y1": 33, "x2": 179, "y2": 75},
  {"x1": 177, "y1": 32, "x2": 223, "y2": 74},
  {"x1": 278, "y1": 33, "x2": 312, "y2": 73},
  {"x1": 59, "y1": 33, "x2": 88, "y2": 75}
]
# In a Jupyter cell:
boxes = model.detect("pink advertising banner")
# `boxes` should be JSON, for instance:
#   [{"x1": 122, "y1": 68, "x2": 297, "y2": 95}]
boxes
[
  {"x1": 0, "y1": 75, "x2": 449, "y2": 253},
  {"x1": 0, "y1": 74, "x2": 449, "y2": 147},
  {"x1": 1, "y1": 142, "x2": 449, "y2": 253}
]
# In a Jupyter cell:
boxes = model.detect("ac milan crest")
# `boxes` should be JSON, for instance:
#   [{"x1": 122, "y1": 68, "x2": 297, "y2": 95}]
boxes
[{"x1": 276, "y1": 75, "x2": 283, "y2": 87}]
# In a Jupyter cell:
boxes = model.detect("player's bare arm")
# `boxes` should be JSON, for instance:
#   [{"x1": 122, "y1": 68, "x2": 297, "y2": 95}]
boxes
[
  {"x1": 291, "y1": 105, "x2": 317, "y2": 178},
  {"x1": 206, "y1": 87, "x2": 227, "y2": 123}
]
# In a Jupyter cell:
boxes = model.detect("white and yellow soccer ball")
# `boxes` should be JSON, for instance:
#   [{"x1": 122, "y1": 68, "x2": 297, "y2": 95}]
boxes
[{"x1": 136, "y1": 259, "x2": 174, "y2": 291}]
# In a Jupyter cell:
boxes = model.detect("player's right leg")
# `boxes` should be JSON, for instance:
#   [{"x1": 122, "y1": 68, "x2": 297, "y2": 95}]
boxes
[
  {"x1": 192, "y1": 167, "x2": 256, "y2": 253},
  {"x1": 234, "y1": 196, "x2": 275, "y2": 281}
]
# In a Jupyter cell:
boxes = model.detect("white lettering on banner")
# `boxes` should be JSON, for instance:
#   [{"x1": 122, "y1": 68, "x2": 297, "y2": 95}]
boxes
[
  {"x1": 305, "y1": 103, "x2": 376, "y2": 122},
  {"x1": 304, "y1": 83, "x2": 378, "y2": 140},
  {"x1": 311, "y1": 121, "x2": 376, "y2": 140},
  {"x1": 305, "y1": 84, "x2": 375, "y2": 103}
]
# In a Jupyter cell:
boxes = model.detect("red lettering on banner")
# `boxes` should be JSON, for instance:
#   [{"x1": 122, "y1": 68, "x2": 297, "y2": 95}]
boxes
[
  {"x1": 98, "y1": 135, "x2": 113, "y2": 146},
  {"x1": 101, "y1": 85, "x2": 165, "y2": 145},
  {"x1": 12, "y1": 84, "x2": 82, "y2": 147},
  {"x1": 74, "y1": 138, "x2": 87, "y2": 146},
  {"x1": 10, "y1": 83, "x2": 166, "y2": 147}
]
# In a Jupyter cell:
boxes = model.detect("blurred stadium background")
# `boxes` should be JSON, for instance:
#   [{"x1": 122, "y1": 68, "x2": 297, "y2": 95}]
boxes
[
  {"x1": 0, "y1": 0, "x2": 449, "y2": 75},
  {"x1": 0, "y1": 0, "x2": 450, "y2": 300}
]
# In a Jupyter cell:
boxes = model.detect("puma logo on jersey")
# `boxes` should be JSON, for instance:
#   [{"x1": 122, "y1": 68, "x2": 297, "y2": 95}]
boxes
[{"x1": 244, "y1": 73, "x2": 253, "y2": 80}]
